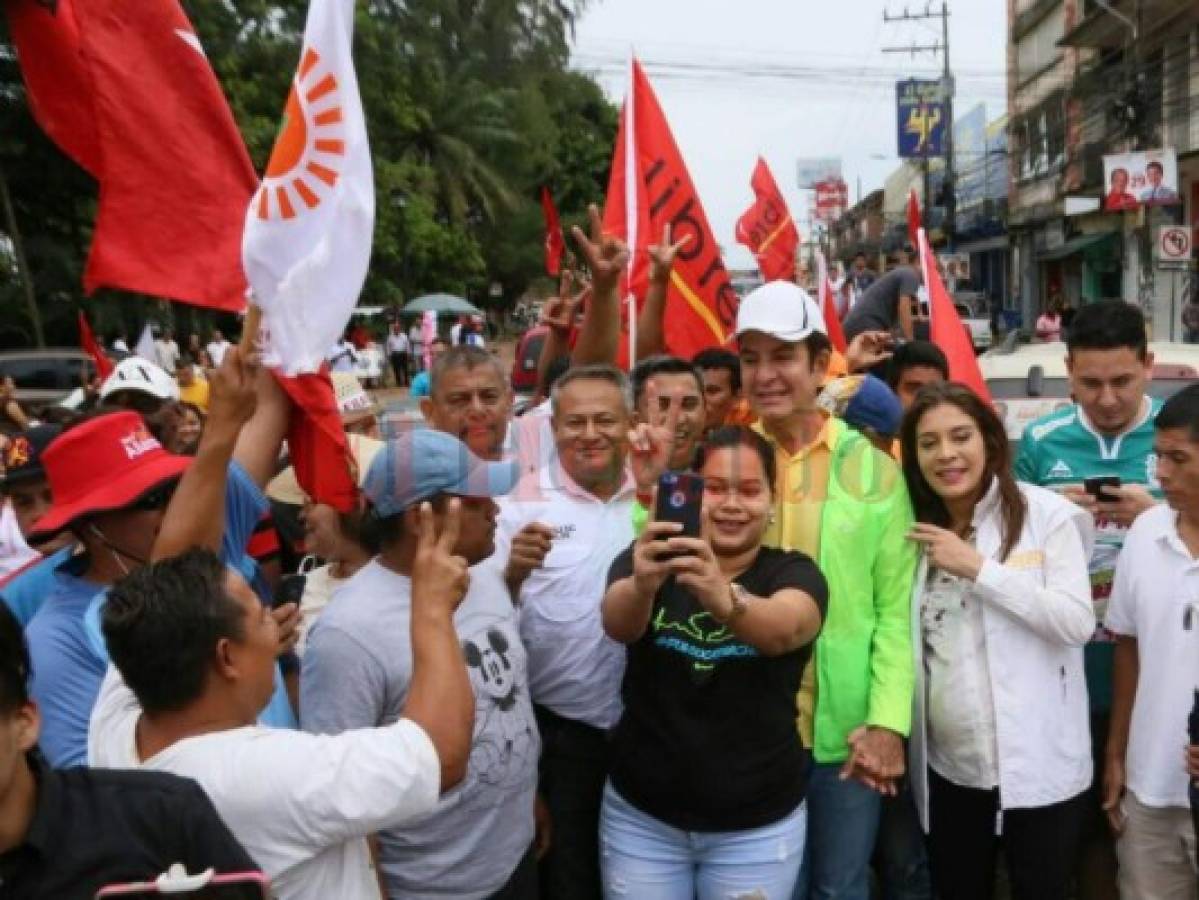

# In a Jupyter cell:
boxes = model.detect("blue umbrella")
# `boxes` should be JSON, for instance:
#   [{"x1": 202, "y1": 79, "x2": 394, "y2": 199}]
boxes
[{"x1": 401, "y1": 293, "x2": 483, "y2": 317}]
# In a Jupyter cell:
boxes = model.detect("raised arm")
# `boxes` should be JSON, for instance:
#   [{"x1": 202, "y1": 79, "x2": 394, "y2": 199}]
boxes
[
  {"x1": 570, "y1": 204, "x2": 629, "y2": 367},
  {"x1": 232, "y1": 366, "x2": 291, "y2": 489},
  {"x1": 152, "y1": 349, "x2": 257, "y2": 560},
  {"x1": 635, "y1": 224, "x2": 691, "y2": 360}
]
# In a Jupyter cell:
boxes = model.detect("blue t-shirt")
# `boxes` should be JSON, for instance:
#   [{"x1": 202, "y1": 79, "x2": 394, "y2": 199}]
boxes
[
  {"x1": 1, "y1": 546, "x2": 75, "y2": 627},
  {"x1": 27, "y1": 553, "x2": 107, "y2": 767},
  {"x1": 31, "y1": 461, "x2": 293, "y2": 768},
  {"x1": 410, "y1": 371, "x2": 431, "y2": 399}
]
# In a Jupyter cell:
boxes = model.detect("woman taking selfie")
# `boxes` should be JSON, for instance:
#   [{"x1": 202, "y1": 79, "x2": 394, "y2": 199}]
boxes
[
  {"x1": 601, "y1": 426, "x2": 826, "y2": 899},
  {"x1": 901, "y1": 382, "x2": 1095, "y2": 900}
]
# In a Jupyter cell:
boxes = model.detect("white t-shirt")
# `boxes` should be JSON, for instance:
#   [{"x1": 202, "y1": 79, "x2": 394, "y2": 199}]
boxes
[
  {"x1": 155, "y1": 339, "x2": 180, "y2": 373},
  {"x1": 88, "y1": 668, "x2": 441, "y2": 900},
  {"x1": 495, "y1": 462, "x2": 635, "y2": 730},
  {"x1": 1106, "y1": 503, "x2": 1199, "y2": 808},
  {"x1": 207, "y1": 340, "x2": 231, "y2": 366},
  {"x1": 386, "y1": 331, "x2": 410, "y2": 355},
  {"x1": 450, "y1": 323, "x2": 463, "y2": 346}
]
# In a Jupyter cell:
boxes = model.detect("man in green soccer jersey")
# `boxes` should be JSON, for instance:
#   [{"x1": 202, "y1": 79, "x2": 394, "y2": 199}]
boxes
[{"x1": 1015, "y1": 299, "x2": 1161, "y2": 900}]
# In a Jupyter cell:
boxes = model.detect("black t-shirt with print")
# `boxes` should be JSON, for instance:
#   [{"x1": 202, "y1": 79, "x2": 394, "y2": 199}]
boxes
[{"x1": 605, "y1": 545, "x2": 827, "y2": 832}]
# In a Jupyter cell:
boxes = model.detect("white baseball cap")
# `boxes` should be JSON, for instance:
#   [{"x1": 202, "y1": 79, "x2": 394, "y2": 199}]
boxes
[
  {"x1": 99, "y1": 356, "x2": 180, "y2": 402},
  {"x1": 734, "y1": 281, "x2": 826, "y2": 343}
]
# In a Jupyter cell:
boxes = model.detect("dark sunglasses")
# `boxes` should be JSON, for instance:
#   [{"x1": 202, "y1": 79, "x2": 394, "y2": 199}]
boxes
[{"x1": 130, "y1": 480, "x2": 178, "y2": 512}]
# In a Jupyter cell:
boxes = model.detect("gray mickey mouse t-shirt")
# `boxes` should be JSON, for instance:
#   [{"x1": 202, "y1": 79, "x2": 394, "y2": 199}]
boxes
[{"x1": 300, "y1": 558, "x2": 539, "y2": 899}]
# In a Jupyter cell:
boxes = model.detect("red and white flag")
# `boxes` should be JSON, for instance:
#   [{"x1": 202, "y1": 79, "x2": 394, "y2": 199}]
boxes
[
  {"x1": 242, "y1": 0, "x2": 372, "y2": 513},
  {"x1": 242, "y1": 0, "x2": 373, "y2": 376},
  {"x1": 735, "y1": 157, "x2": 799, "y2": 282},
  {"x1": 6, "y1": 0, "x2": 257, "y2": 311},
  {"x1": 917, "y1": 228, "x2": 990, "y2": 402},
  {"x1": 907, "y1": 189, "x2": 922, "y2": 247},
  {"x1": 814, "y1": 249, "x2": 848, "y2": 354},
  {"x1": 541, "y1": 186, "x2": 565, "y2": 277},
  {"x1": 602, "y1": 58, "x2": 738, "y2": 364}
]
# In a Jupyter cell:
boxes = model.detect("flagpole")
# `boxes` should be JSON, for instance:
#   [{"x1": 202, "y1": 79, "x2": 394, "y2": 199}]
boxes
[
  {"x1": 240, "y1": 300, "x2": 262, "y2": 358},
  {"x1": 625, "y1": 50, "x2": 638, "y2": 369}
]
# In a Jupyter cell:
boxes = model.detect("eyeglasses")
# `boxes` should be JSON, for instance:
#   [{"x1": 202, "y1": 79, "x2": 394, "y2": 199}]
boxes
[{"x1": 130, "y1": 480, "x2": 178, "y2": 512}]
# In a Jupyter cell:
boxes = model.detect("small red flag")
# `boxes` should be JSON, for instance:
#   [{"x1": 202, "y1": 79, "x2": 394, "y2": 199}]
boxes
[
  {"x1": 735, "y1": 157, "x2": 799, "y2": 282},
  {"x1": 814, "y1": 250, "x2": 847, "y2": 353},
  {"x1": 907, "y1": 189, "x2": 922, "y2": 247},
  {"x1": 77, "y1": 311, "x2": 113, "y2": 381},
  {"x1": 917, "y1": 229, "x2": 990, "y2": 402},
  {"x1": 602, "y1": 59, "x2": 738, "y2": 361},
  {"x1": 273, "y1": 367, "x2": 358, "y2": 513},
  {"x1": 541, "y1": 187, "x2": 565, "y2": 277}
]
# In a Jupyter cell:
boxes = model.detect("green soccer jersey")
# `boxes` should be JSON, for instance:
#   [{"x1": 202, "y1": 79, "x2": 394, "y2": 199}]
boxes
[{"x1": 1014, "y1": 397, "x2": 1163, "y2": 711}]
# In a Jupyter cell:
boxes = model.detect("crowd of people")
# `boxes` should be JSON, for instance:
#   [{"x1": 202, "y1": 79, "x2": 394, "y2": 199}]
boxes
[{"x1": 0, "y1": 227, "x2": 1197, "y2": 900}]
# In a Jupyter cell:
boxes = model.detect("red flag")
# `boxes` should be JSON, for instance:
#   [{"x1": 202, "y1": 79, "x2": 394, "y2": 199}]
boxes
[
  {"x1": 11, "y1": 0, "x2": 258, "y2": 311},
  {"x1": 541, "y1": 186, "x2": 565, "y2": 277},
  {"x1": 77, "y1": 311, "x2": 113, "y2": 381},
  {"x1": 5, "y1": 0, "x2": 100, "y2": 174},
  {"x1": 917, "y1": 229, "x2": 991, "y2": 402},
  {"x1": 907, "y1": 189, "x2": 922, "y2": 247},
  {"x1": 274, "y1": 368, "x2": 358, "y2": 513},
  {"x1": 814, "y1": 250, "x2": 847, "y2": 353},
  {"x1": 735, "y1": 158, "x2": 798, "y2": 281},
  {"x1": 602, "y1": 59, "x2": 738, "y2": 361}
]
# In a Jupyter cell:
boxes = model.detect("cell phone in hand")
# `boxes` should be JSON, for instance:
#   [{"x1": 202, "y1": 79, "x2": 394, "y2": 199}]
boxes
[
  {"x1": 1084, "y1": 475, "x2": 1122, "y2": 500},
  {"x1": 272, "y1": 573, "x2": 306, "y2": 609},
  {"x1": 96, "y1": 870, "x2": 270, "y2": 898},
  {"x1": 654, "y1": 472, "x2": 704, "y2": 543}
]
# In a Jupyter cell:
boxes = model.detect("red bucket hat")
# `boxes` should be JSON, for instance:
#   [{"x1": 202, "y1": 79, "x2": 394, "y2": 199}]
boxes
[{"x1": 29, "y1": 411, "x2": 192, "y2": 540}]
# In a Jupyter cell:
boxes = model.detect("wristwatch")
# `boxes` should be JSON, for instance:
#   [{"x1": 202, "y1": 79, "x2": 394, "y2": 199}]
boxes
[{"x1": 726, "y1": 582, "x2": 750, "y2": 621}]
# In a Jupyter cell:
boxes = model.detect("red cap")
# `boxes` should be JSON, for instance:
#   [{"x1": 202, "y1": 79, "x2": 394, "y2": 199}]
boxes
[{"x1": 30, "y1": 411, "x2": 191, "y2": 539}]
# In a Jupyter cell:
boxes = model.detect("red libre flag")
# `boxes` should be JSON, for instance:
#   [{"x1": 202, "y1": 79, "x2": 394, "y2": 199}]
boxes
[
  {"x1": 917, "y1": 229, "x2": 990, "y2": 402},
  {"x1": 735, "y1": 157, "x2": 799, "y2": 281},
  {"x1": 602, "y1": 59, "x2": 737, "y2": 361},
  {"x1": 10, "y1": 0, "x2": 258, "y2": 311},
  {"x1": 541, "y1": 186, "x2": 565, "y2": 277},
  {"x1": 275, "y1": 367, "x2": 358, "y2": 514},
  {"x1": 907, "y1": 189, "x2": 922, "y2": 247},
  {"x1": 5, "y1": 0, "x2": 100, "y2": 174},
  {"x1": 77, "y1": 311, "x2": 113, "y2": 381}
]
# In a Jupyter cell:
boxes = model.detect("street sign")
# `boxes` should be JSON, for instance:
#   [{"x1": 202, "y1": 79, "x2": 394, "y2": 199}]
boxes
[
  {"x1": 896, "y1": 79, "x2": 946, "y2": 159},
  {"x1": 1158, "y1": 226, "x2": 1192, "y2": 265}
]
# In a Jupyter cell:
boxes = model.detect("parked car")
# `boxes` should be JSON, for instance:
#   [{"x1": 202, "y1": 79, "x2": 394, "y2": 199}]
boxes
[
  {"x1": 979, "y1": 339, "x2": 1199, "y2": 439},
  {"x1": 511, "y1": 325, "x2": 548, "y2": 395},
  {"x1": 0, "y1": 349, "x2": 97, "y2": 407}
]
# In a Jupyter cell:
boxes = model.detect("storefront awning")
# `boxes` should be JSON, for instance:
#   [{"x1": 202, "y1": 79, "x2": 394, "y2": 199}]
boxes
[{"x1": 1035, "y1": 233, "x2": 1115, "y2": 262}]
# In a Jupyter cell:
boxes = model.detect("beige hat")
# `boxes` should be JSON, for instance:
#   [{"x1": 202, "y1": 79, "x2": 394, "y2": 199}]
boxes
[{"x1": 266, "y1": 433, "x2": 384, "y2": 506}]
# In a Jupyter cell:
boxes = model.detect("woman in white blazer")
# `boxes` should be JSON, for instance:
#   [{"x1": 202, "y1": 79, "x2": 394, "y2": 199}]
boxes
[{"x1": 899, "y1": 382, "x2": 1096, "y2": 900}]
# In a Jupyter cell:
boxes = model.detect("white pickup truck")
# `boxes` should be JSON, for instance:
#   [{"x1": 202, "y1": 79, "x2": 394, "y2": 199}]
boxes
[{"x1": 952, "y1": 291, "x2": 992, "y2": 353}]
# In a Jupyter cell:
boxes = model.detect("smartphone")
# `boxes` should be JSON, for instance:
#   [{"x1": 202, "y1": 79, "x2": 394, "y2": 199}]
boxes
[
  {"x1": 1084, "y1": 475, "x2": 1122, "y2": 500},
  {"x1": 654, "y1": 472, "x2": 704, "y2": 540},
  {"x1": 96, "y1": 870, "x2": 270, "y2": 898},
  {"x1": 273, "y1": 573, "x2": 306, "y2": 609}
]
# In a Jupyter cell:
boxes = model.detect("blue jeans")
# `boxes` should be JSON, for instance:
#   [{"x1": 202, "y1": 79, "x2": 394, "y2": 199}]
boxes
[
  {"x1": 792, "y1": 763, "x2": 882, "y2": 900},
  {"x1": 874, "y1": 786, "x2": 932, "y2": 900},
  {"x1": 600, "y1": 782, "x2": 806, "y2": 900}
]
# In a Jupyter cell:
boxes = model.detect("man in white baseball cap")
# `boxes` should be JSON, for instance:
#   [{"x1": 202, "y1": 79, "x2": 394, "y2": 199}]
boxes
[{"x1": 736, "y1": 280, "x2": 919, "y2": 900}]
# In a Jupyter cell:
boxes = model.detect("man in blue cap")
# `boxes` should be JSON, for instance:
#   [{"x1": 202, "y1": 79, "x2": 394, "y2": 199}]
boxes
[{"x1": 301, "y1": 428, "x2": 542, "y2": 900}]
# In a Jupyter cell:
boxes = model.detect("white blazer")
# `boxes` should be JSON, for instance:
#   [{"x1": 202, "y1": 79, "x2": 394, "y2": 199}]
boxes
[{"x1": 909, "y1": 480, "x2": 1096, "y2": 830}]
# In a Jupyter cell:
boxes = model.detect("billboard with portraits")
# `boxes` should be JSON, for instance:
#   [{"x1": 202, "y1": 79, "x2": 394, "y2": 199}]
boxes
[{"x1": 1103, "y1": 148, "x2": 1181, "y2": 211}]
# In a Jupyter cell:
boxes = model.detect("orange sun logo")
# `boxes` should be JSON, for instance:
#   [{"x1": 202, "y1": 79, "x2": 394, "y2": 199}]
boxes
[{"x1": 254, "y1": 47, "x2": 346, "y2": 221}]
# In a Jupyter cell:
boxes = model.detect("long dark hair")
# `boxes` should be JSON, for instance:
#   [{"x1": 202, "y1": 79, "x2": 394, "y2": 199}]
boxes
[{"x1": 900, "y1": 382, "x2": 1026, "y2": 561}]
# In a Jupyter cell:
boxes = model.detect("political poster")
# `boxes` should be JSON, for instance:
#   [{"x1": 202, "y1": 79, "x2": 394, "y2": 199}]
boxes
[{"x1": 1103, "y1": 148, "x2": 1181, "y2": 211}]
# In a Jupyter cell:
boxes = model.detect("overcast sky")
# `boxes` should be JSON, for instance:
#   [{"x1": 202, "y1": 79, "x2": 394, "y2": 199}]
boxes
[{"x1": 569, "y1": 0, "x2": 1008, "y2": 267}]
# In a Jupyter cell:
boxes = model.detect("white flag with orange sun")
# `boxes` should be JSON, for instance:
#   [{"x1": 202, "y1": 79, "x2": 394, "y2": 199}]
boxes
[{"x1": 241, "y1": 0, "x2": 373, "y2": 374}]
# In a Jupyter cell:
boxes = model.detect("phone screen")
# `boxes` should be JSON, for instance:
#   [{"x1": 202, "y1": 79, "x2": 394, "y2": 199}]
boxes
[{"x1": 1084, "y1": 475, "x2": 1121, "y2": 499}]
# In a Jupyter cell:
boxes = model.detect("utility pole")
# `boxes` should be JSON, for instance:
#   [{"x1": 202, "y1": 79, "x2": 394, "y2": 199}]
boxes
[{"x1": 883, "y1": 1, "x2": 955, "y2": 249}]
